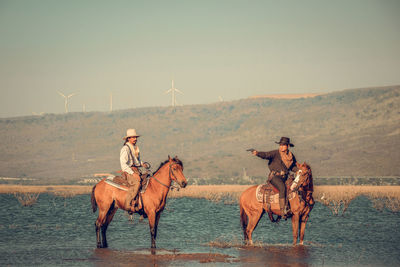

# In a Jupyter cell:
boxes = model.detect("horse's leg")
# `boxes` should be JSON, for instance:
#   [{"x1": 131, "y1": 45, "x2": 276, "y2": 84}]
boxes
[
  {"x1": 300, "y1": 197, "x2": 314, "y2": 245},
  {"x1": 95, "y1": 190, "x2": 114, "y2": 248},
  {"x1": 299, "y1": 214, "x2": 309, "y2": 245},
  {"x1": 240, "y1": 204, "x2": 249, "y2": 243},
  {"x1": 95, "y1": 209, "x2": 108, "y2": 248},
  {"x1": 147, "y1": 211, "x2": 157, "y2": 248},
  {"x1": 95, "y1": 220, "x2": 101, "y2": 248},
  {"x1": 153, "y1": 211, "x2": 161, "y2": 241},
  {"x1": 101, "y1": 205, "x2": 118, "y2": 248},
  {"x1": 245, "y1": 208, "x2": 263, "y2": 246},
  {"x1": 291, "y1": 213, "x2": 300, "y2": 245}
]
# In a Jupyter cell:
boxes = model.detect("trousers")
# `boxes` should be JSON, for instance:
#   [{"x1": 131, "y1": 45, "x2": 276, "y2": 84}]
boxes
[
  {"x1": 122, "y1": 169, "x2": 141, "y2": 209},
  {"x1": 269, "y1": 175, "x2": 286, "y2": 199}
]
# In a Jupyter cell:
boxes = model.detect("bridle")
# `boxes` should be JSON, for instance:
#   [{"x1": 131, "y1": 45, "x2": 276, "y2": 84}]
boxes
[
  {"x1": 291, "y1": 168, "x2": 310, "y2": 191},
  {"x1": 151, "y1": 162, "x2": 182, "y2": 189},
  {"x1": 300, "y1": 169, "x2": 312, "y2": 187}
]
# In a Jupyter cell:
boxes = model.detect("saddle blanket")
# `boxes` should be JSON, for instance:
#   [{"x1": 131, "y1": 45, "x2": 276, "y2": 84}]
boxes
[
  {"x1": 255, "y1": 184, "x2": 279, "y2": 204},
  {"x1": 104, "y1": 175, "x2": 150, "y2": 193},
  {"x1": 105, "y1": 176, "x2": 128, "y2": 191}
]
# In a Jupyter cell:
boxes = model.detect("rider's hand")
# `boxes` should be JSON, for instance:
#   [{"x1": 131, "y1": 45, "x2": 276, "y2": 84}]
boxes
[
  {"x1": 252, "y1": 150, "x2": 257, "y2": 156},
  {"x1": 142, "y1": 162, "x2": 150, "y2": 169}
]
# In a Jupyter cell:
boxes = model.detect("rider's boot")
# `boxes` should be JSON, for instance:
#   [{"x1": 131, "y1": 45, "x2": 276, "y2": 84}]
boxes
[
  {"x1": 279, "y1": 198, "x2": 287, "y2": 219},
  {"x1": 285, "y1": 198, "x2": 292, "y2": 216},
  {"x1": 125, "y1": 184, "x2": 140, "y2": 214}
]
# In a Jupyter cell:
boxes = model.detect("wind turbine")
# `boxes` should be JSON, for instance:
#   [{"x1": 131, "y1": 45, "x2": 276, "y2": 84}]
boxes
[
  {"x1": 58, "y1": 91, "x2": 76, "y2": 113},
  {"x1": 165, "y1": 79, "x2": 183, "y2": 107}
]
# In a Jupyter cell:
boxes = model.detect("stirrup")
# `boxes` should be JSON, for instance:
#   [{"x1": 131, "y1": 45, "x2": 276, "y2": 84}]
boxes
[
  {"x1": 127, "y1": 205, "x2": 138, "y2": 215},
  {"x1": 281, "y1": 208, "x2": 288, "y2": 219}
]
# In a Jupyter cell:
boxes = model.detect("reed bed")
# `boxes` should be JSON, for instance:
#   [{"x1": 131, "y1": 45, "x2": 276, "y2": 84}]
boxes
[
  {"x1": 2, "y1": 184, "x2": 399, "y2": 212},
  {"x1": 0, "y1": 185, "x2": 92, "y2": 195},
  {"x1": 313, "y1": 186, "x2": 400, "y2": 214},
  {"x1": 13, "y1": 192, "x2": 40, "y2": 206},
  {"x1": 168, "y1": 185, "x2": 247, "y2": 204}
]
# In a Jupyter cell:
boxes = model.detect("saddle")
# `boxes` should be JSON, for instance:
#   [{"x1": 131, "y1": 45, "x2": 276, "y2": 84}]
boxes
[
  {"x1": 105, "y1": 174, "x2": 150, "y2": 214},
  {"x1": 111, "y1": 172, "x2": 151, "y2": 193},
  {"x1": 256, "y1": 178, "x2": 298, "y2": 220},
  {"x1": 256, "y1": 183, "x2": 279, "y2": 204}
]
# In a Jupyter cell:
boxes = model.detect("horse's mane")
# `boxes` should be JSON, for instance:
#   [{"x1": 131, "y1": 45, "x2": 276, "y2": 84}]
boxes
[{"x1": 153, "y1": 157, "x2": 184, "y2": 175}]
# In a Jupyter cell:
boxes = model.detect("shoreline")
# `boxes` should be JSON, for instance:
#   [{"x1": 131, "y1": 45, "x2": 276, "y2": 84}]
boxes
[{"x1": 1, "y1": 184, "x2": 399, "y2": 197}]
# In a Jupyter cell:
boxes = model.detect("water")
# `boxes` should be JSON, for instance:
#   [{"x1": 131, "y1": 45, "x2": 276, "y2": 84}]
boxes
[{"x1": 0, "y1": 194, "x2": 399, "y2": 266}]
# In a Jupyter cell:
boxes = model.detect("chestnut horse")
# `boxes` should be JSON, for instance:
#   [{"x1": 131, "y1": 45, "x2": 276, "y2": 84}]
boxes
[
  {"x1": 91, "y1": 156, "x2": 187, "y2": 249},
  {"x1": 239, "y1": 162, "x2": 314, "y2": 245}
]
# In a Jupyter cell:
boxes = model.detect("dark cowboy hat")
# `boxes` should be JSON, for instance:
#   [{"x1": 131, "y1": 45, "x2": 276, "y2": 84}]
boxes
[{"x1": 275, "y1": 137, "x2": 294, "y2": 147}]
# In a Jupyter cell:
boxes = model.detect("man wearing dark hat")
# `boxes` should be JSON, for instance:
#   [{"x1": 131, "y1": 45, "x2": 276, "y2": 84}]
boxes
[{"x1": 251, "y1": 137, "x2": 299, "y2": 218}]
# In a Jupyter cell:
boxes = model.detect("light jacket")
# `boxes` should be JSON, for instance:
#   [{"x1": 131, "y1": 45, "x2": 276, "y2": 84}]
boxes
[{"x1": 120, "y1": 144, "x2": 142, "y2": 175}]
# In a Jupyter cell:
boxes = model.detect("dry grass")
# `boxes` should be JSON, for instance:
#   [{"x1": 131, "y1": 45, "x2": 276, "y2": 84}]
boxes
[
  {"x1": 314, "y1": 186, "x2": 400, "y2": 214},
  {"x1": 367, "y1": 190, "x2": 400, "y2": 212},
  {"x1": 168, "y1": 185, "x2": 248, "y2": 204},
  {"x1": 0, "y1": 185, "x2": 92, "y2": 195},
  {"x1": 2, "y1": 184, "x2": 399, "y2": 212},
  {"x1": 13, "y1": 192, "x2": 40, "y2": 206}
]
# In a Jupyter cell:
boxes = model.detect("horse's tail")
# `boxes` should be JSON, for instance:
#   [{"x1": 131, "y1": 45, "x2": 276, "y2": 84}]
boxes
[
  {"x1": 91, "y1": 185, "x2": 97, "y2": 213},
  {"x1": 240, "y1": 202, "x2": 248, "y2": 237}
]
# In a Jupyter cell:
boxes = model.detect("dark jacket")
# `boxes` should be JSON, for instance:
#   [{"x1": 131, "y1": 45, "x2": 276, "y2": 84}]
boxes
[{"x1": 256, "y1": 149, "x2": 299, "y2": 177}]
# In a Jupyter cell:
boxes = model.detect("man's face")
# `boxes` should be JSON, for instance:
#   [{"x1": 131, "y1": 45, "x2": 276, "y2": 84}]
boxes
[
  {"x1": 128, "y1": 136, "x2": 137, "y2": 145},
  {"x1": 279, "y1": 144, "x2": 288, "y2": 152}
]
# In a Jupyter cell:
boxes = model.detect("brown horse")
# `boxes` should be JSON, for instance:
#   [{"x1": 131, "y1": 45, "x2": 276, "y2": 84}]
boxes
[
  {"x1": 239, "y1": 162, "x2": 315, "y2": 245},
  {"x1": 91, "y1": 156, "x2": 187, "y2": 249}
]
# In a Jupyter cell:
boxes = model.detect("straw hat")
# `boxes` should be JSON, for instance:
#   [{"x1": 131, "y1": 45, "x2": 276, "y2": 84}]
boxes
[{"x1": 123, "y1": 129, "x2": 140, "y2": 140}]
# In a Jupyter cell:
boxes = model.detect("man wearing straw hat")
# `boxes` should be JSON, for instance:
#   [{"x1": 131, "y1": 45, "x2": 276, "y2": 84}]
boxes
[
  {"x1": 251, "y1": 137, "x2": 299, "y2": 219},
  {"x1": 120, "y1": 129, "x2": 149, "y2": 213}
]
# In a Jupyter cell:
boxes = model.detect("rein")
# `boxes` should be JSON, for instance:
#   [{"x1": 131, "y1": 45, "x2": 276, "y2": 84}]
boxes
[{"x1": 151, "y1": 176, "x2": 170, "y2": 189}]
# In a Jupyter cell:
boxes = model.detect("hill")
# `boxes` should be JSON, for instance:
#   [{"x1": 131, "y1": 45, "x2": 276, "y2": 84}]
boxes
[
  {"x1": 249, "y1": 93, "x2": 321, "y2": 99},
  {"x1": 0, "y1": 85, "x2": 399, "y2": 184}
]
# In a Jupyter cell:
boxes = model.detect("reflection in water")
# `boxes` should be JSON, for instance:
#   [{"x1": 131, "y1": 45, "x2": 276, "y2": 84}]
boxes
[
  {"x1": 91, "y1": 246, "x2": 311, "y2": 267},
  {"x1": 238, "y1": 245, "x2": 310, "y2": 267},
  {"x1": 90, "y1": 248, "x2": 236, "y2": 266}
]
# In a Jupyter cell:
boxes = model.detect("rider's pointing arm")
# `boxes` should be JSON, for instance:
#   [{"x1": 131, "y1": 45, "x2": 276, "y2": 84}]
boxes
[{"x1": 255, "y1": 150, "x2": 274, "y2": 160}]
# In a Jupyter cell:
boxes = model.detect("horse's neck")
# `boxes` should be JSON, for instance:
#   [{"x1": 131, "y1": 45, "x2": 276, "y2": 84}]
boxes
[{"x1": 147, "y1": 168, "x2": 171, "y2": 195}]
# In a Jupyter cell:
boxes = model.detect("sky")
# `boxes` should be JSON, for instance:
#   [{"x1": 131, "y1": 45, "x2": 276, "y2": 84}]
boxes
[{"x1": 0, "y1": 0, "x2": 399, "y2": 117}]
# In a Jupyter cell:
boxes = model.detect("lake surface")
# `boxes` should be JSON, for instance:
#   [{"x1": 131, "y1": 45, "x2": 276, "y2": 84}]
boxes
[{"x1": 0, "y1": 193, "x2": 399, "y2": 266}]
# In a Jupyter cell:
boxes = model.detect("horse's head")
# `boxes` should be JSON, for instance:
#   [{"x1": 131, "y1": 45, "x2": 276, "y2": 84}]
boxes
[
  {"x1": 167, "y1": 155, "x2": 187, "y2": 188},
  {"x1": 293, "y1": 162, "x2": 313, "y2": 191}
]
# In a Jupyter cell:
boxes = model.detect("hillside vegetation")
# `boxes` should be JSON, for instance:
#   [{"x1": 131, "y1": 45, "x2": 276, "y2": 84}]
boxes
[{"x1": 0, "y1": 85, "x2": 399, "y2": 183}]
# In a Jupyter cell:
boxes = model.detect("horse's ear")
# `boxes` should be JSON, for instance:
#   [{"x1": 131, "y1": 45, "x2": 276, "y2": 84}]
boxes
[
  {"x1": 168, "y1": 155, "x2": 171, "y2": 161},
  {"x1": 296, "y1": 162, "x2": 301, "y2": 168},
  {"x1": 174, "y1": 156, "x2": 178, "y2": 160}
]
